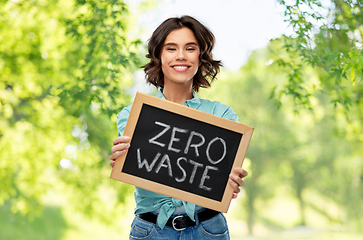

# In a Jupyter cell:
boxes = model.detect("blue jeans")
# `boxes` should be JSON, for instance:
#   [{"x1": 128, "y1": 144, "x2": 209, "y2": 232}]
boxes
[{"x1": 129, "y1": 211, "x2": 230, "y2": 240}]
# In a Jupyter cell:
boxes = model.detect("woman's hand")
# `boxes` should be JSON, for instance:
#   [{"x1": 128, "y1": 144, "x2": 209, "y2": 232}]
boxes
[
  {"x1": 109, "y1": 136, "x2": 131, "y2": 167},
  {"x1": 229, "y1": 167, "x2": 248, "y2": 199}
]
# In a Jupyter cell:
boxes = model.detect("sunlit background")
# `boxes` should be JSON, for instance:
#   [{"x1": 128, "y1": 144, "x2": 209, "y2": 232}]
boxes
[{"x1": 1, "y1": 0, "x2": 362, "y2": 239}]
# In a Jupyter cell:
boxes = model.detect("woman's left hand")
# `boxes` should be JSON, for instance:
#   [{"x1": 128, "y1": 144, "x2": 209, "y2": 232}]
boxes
[{"x1": 229, "y1": 167, "x2": 248, "y2": 199}]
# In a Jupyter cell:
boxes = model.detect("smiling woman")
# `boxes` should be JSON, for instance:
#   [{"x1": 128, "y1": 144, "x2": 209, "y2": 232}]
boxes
[{"x1": 109, "y1": 15, "x2": 248, "y2": 240}]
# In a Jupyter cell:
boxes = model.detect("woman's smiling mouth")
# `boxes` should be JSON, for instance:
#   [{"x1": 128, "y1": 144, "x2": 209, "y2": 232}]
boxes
[{"x1": 172, "y1": 65, "x2": 190, "y2": 72}]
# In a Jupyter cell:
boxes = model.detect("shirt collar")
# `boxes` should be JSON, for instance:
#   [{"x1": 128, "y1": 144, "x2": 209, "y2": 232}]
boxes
[{"x1": 156, "y1": 88, "x2": 201, "y2": 109}]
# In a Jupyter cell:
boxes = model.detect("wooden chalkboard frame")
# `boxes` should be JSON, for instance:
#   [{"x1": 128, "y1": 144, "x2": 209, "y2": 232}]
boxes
[{"x1": 110, "y1": 92, "x2": 254, "y2": 213}]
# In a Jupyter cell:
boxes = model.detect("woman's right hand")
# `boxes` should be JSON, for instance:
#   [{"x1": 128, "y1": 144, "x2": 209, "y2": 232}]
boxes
[{"x1": 109, "y1": 136, "x2": 131, "y2": 167}]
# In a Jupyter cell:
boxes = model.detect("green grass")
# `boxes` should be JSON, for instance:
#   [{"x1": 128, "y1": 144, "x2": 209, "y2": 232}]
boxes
[
  {"x1": 0, "y1": 201, "x2": 130, "y2": 240},
  {"x1": 0, "y1": 202, "x2": 67, "y2": 240}
]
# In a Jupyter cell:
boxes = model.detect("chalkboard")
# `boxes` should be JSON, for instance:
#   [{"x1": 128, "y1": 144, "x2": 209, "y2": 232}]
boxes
[{"x1": 110, "y1": 92, "x2": 254, "y2": 213}]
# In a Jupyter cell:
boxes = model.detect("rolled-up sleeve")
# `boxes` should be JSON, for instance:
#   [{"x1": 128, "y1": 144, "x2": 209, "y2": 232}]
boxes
[
  {"x1": 116, "y1": 105, "x2": 132, "y2": 136},
  {"x1": 221, "y1": 106, "x2": 239, "y2": 122}
]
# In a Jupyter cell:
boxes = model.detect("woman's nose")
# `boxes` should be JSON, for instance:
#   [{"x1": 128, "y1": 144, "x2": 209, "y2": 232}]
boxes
[{"x1": 175, "y1": 50, "x2": 187, "y2": 60}]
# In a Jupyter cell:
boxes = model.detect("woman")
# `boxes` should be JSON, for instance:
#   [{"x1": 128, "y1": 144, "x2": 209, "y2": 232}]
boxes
[{"x1": 109, "y1": 15, "x2": 248, "y2": 239}]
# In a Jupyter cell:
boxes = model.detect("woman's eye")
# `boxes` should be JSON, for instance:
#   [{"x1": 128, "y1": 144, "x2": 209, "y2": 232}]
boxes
[
  {"x1": 187, "y1": 48, "x2": 195, "y2": 51},
  {"x1": 167, "y1": 48, "x2": 176, "y2": 51}
]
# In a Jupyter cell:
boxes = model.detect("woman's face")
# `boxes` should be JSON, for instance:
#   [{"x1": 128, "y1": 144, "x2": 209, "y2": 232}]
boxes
[{"x1": 160, "y1": 27, "x2": 200, "y2": 88}]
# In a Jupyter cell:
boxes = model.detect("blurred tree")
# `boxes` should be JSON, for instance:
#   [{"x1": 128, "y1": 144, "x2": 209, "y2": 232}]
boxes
[
  {"x1": 273, "y1": 0, "x2": 363, "y2": 230},
  {"x1": 0, "y1": 0, "x2": 140, "y2": 222},
  {"x1": 201, "y1": 37, "x2": 362, "y2": 234}
]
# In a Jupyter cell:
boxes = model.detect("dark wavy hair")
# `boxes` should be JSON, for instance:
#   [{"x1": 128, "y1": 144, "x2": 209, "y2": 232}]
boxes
[{"x1": 142, "y1": 15, "x2": 222, "y2": 92}]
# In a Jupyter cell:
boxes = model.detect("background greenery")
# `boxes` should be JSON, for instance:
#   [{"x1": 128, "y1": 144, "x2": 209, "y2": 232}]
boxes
[{"x1": 0, "y1": 0, "x2": 362, "y2": 239}]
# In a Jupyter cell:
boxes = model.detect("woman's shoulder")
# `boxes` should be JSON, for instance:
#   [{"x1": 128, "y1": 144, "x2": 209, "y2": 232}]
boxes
[
  {"x1": 117, "y1": 103, "x2": 132, "y2": 116},
  {"x1": 198, "y1": 98, "x2": 239, "y2": 122}
]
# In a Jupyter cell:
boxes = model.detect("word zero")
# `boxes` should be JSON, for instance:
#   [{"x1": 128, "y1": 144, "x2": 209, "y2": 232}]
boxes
[{"x1": 149, "y1": 121, "x2": 227, "y2": 164}]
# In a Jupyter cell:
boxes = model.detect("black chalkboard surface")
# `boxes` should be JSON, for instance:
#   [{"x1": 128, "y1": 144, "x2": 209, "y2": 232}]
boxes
[{"x1": 110, "y1": 92, "x2": 254, "y2": 213}]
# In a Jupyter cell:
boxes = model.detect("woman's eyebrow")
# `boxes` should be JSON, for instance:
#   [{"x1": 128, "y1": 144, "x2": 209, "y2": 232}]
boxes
[
  {"x1": 164, "y1": 42, "x2": 198, "y2": 47},
  {"x1": 164, "y1": 43, "x2": 177, "y2": 47},
  {"x1": 186, "y1": 42, "x2": 198, "y2": 46}
]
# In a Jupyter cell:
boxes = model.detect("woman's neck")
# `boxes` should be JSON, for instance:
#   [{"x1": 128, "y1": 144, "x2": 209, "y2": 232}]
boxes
[{"x1": 162, "y1": 83, "x2": 193, "y2": 105}]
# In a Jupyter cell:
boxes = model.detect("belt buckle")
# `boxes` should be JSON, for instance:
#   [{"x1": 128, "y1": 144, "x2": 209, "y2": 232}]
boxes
[{"x1": 172, "y1": 215, "x2": 186, "y2": 231}]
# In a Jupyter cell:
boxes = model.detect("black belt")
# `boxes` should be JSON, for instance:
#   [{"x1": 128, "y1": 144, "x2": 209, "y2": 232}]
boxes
[{"x1": 137, "y1": 209, "x2": 219, "y2": 231}]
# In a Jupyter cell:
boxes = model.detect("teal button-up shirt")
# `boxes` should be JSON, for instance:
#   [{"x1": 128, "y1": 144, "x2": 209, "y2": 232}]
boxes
[{"x1": 116, "y1": 89, "x2": 239, "y2": 229}]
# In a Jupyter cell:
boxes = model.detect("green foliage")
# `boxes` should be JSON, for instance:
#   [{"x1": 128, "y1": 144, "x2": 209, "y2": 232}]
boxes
[
  {"x1": 0, "y1": 0, "x2": 140, "y2": 222},
  {"x1": 269, "y1": 3, "x2": 363, "y2": 230},
  {"x1": 275, "y1": 0, "x2": 363, "y2": 110},
  {"x1": 61, "y1": 0, "x2": 142, "y2": 117}
]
